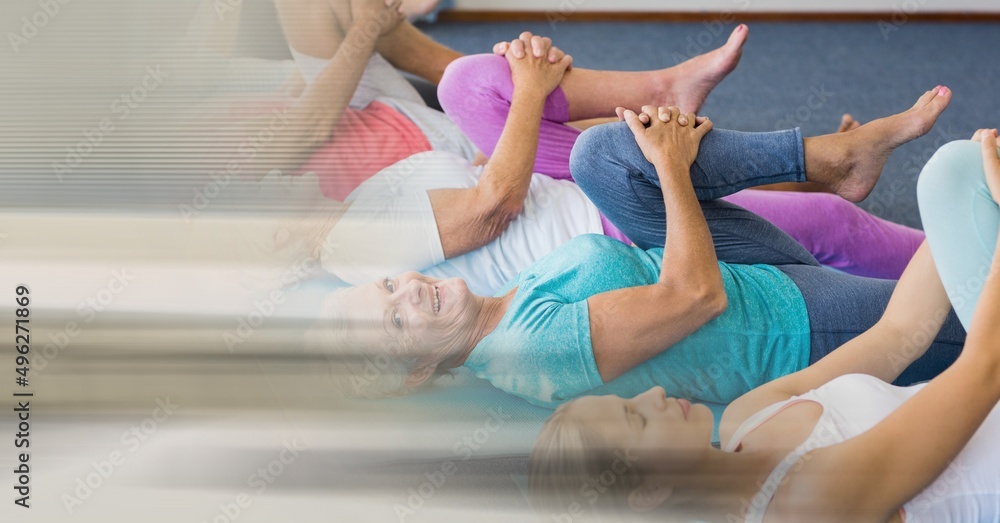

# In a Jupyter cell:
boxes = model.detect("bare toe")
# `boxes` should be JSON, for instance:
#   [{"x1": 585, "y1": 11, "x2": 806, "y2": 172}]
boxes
[
  {"x1": 838, "y1": 114, "x2": 856, "y2": 133},
  {"x1": 667, "y1": 24, "x2": 749, "y2": 113},
  {"x1": 828, "y1": 87, "x2": 951, "y2": 202},
  {"x1": 906, "y1": 86, "x2": 951, "y2": 139}
]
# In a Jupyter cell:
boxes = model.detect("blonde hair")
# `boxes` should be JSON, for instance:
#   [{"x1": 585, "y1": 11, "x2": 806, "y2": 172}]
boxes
[{"x1": 529, "y1": 403, "x2": 644, "y2": 523}]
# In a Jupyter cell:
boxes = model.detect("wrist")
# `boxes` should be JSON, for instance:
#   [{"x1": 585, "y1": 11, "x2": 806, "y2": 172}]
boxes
[
  {"x1": 512, "y1": 83, "x2": 550, "y2": 102},
  {"x1": 654, "y1": 157, "x2": 692, "y2": 178},
  {"x1": 511, "y1": 87, "x2": 548, "y2": 111},
  {"x1": 345, "y1": 22, "x2": 380, "y2": 49}
]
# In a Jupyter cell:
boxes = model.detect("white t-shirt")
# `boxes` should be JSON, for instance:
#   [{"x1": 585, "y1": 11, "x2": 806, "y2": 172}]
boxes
[{"x1": 321, "y1": 151, "x2": 605, "y2": 296}]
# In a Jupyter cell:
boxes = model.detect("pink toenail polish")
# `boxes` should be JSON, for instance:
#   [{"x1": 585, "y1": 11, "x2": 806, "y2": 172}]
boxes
[{"x1": 938, "y1": 86, "x2": 948, "y2": 96}]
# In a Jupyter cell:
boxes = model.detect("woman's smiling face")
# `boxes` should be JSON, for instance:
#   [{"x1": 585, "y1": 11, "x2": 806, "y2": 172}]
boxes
[{"x1": 326, "y1": 272, "x2": 480, "y2": 363}]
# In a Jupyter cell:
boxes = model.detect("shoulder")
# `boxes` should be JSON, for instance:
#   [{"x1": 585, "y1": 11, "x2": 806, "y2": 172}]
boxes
[{"x1": 720, "y1": 398, "x2": 822, "y2": 452}]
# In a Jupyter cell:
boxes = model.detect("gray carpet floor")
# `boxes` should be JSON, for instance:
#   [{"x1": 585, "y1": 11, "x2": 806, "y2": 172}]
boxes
[{"x1": 423, "y1": 21, "x2": 1000, "y2": 229}]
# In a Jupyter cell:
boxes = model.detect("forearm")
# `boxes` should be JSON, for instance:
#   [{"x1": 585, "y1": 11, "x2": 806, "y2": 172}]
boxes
[
  {"x1": 962, "y1": 228, "x2": 1000, "y2": 375},
  {"x1": 376, "y1": 22, "x2": 461, "y2": 84},
  {"x1": 655, "y1": 159, "x2": 724, "y2": 296},
  {"x1": 818, "y1": 243, "x2": 955, "y2": 384},
  {"x1": 843, "y1": 329, "x2": 1000, "y2": 516},
  {"x1": 431, "y1": 89, "x2": 546, "y2": 259},
  {"x1": 296, "y1": 23, "x2": 377, "y2": 137},
  {"x1": 473, "y1": 88, "x2": 546, "y2": 215},
  {"x1": 589, "y1": 171, "x2": 727, "y2": 381},
  {"x1": 246, "y1": 23, "x2": 377, "y2": 179},
  {"x1": 756, "y1": 240, "x2": 999, "y2": 517},
  {"x1": 736, "y1": 243, "x2": 951, "y2": 415},
  {"x1": 848, "y1": 144, "x2": 1000, "y2": 516}
]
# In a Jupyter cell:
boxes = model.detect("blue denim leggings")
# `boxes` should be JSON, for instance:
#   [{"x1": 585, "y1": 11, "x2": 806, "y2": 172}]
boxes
[{"x1": 570, "y1": 122, "x2": 966, "y2": 385}]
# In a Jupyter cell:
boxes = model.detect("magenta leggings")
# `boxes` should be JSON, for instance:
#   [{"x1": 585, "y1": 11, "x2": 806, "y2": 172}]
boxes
[{"x1": 438, "y1": 55, "x2": 924, "y2": 279}]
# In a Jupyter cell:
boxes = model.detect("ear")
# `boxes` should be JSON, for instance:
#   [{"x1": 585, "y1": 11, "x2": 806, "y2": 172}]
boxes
[
  {"x1": 627, "y1": 480, "x2": 672, "y2": 513},
  {"x1": 404, "y1": 363, "x2": 439, "y2": 388}
]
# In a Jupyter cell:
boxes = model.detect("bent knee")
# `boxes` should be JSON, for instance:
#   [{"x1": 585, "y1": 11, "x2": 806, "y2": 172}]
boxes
[
  {"x1": 438, "y1": 54, "x2": 510, "y2": 114},
  {"x1": 570, "y1": 122, "x2": 632, "y2": 188},
  {"x1": 917, "y1": 140, "x2": 985, "y2": 209}
]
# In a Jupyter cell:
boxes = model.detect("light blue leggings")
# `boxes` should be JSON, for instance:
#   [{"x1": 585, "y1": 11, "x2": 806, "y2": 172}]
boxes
[{"x1": 919, "y1": 140, "x2": 1000, "y2": 330}]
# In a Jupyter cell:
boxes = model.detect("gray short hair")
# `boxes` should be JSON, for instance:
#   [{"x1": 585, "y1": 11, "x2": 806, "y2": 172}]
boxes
[{"x1": 305, "y1": 288, "x2": 450, "y2": 398}]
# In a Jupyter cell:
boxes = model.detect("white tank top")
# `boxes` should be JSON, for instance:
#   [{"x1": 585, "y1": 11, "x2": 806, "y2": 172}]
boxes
[
  {"x1": 288, "y1": 49, "x2": 477, "y2": 162},
  {"x1": 725, "y1": 374, "x2": 1000, "y2": 523},
  {"x1": 320, "y1": 151, "x2": 604, "y2": 296}
]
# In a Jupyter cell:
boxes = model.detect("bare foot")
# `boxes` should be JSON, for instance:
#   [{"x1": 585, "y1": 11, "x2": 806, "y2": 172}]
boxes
[
  {"x1": 753, "y1": 115, "x2": 862, "y2": 194},
  {"x1": 662, "y1": 24, "x2": 749, "y2": 113},
  {"x1": 837, "y1": 114, "x2": 861, "y2": 133},
  {"x1": 806, "y1": 86, "x2": 952, "y2": 202}
]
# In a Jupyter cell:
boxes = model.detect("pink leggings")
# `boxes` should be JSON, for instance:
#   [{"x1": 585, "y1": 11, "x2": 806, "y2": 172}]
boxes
[{"x1": 438, "y1": 55, "x2": 924, "y2": 279}]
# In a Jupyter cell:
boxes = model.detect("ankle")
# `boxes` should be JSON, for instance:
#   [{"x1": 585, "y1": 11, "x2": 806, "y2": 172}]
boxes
[
  {"x1": 803, "y1": 134, "x2": 852, "y2": 189},
  {"x1": 650, "y1": 69, "x2": 674, "y2": 105}
]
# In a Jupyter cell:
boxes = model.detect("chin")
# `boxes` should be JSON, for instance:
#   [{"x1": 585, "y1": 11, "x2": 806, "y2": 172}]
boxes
[
  {"x1": 446, "y1": 278, "x2": 472, "y2": 301},
  {"x1": 693, "y1": 404, "x2": 716, "y2": 430}
]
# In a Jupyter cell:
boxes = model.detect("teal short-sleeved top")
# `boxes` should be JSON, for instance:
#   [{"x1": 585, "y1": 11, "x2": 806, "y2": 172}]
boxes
[{"x1": 464, "y1": 234, "x2": 811, "y2": 408}]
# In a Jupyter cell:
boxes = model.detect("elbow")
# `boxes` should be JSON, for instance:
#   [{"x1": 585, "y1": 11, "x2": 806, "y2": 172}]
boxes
[
  {"x1": 691, "y1": 284, "x2": 728, "y2": 321},
  {"x1": 489, "y1": 204, "x2": 521, "y2": 238},
  {"x1": 480, "y1": 194, "x2": 523, "y2": 238},
  {"x1": 471, "y1": 202, "x2": 521, "y2": 247},
  {"x1": 495, "y1": 198, "x2": 524, "y2": 222}
]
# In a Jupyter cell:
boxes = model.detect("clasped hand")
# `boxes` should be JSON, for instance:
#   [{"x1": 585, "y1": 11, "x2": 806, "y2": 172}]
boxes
[
  {"x1": 617, "y1": 105, "x2": 713, "y2": 169},
  {"x1": 491, "y1": 32, "x2": 573, "y2": 98}
]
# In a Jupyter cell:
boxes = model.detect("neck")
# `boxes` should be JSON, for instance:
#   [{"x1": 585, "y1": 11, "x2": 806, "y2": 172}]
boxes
[
  {"x1": 445, "y1": 289, "x2": 516, "y2": 368},
  {"x1": 658, "y1": 448, "x2": 782, "y2": 522}
]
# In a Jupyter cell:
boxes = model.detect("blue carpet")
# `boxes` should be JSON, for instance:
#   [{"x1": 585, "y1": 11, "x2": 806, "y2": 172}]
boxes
[{"x1": 423, "y1": 21, "x2": 1000, "y2": 229}]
